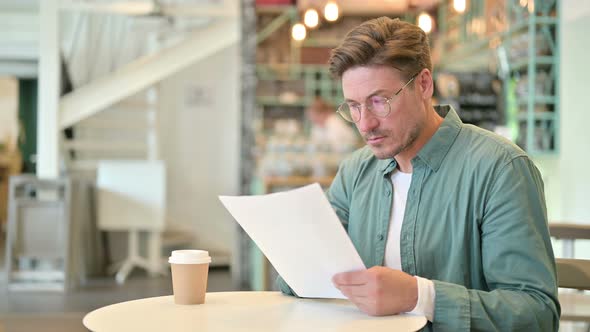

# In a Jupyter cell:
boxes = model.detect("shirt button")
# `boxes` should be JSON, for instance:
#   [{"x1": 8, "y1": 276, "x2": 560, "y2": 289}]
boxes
[
  {"x1": 378, "y1": 234, "x2": 384, "y2": 241},
  {"x1": 385, "y1": 190, "x2": 391, "y2": 197}
]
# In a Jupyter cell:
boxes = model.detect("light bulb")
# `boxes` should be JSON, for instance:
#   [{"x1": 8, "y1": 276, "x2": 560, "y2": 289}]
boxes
[
  {"x1": 304, "y1": 8, "x2": 319, "y2": 28},
  {"x1": 453, "y1": 0, "x2": 466, "y2": 13},
  {"x1": 292, "y1": 23, "x2": 306, "y2": 41},
  {"x1": 324, "y1": 1, "x2": 339, "y2": 22},
  {"x1": 417, "y1": 12, "x2": 433, "y2": 34}
]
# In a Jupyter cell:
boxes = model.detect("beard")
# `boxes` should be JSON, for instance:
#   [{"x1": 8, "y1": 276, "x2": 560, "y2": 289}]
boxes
[{"x1": 364, "y1": 123, "x2": 422, "y2": 159}]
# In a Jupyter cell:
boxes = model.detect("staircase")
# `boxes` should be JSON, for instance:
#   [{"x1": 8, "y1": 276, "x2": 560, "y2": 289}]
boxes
[
  {"x1": 60, "y1": 12, "x2": 163, "y2": 172},
  {"x1": 0, "y1": 1, "x2": 240, "y2": 275},
  {"x1": 64, "y1": 89, "x2": 159, "y2": 172}
]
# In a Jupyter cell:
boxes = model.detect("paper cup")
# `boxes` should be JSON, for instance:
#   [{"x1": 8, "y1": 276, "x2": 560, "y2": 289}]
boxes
[{"x1": 169, "y1": 250, "x2": 212, "y2": 305}]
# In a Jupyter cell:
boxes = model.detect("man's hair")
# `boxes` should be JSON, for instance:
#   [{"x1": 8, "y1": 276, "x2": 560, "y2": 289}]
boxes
[{"x1": 329, "y1": 17, "x2": 432, "y2": 81}]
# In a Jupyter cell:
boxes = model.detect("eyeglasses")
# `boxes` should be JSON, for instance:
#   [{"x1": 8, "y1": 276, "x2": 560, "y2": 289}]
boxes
[{"x1": 336, "y1": 73, "x2": 418, "y2": 123}]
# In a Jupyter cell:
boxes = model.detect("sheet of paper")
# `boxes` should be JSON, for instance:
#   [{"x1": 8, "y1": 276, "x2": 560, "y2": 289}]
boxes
[{"x1": 219, "y1": 183, "x2": 366, "y2": 299}]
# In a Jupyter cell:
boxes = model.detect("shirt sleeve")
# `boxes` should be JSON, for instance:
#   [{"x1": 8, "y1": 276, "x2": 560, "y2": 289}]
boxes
[
  {"x1": 408, "y1": 276, "x2": 435, "y2": 321},
  {"x1": 276, "y1": 275, "x2": 299, "y2": 297},
  {"x1": 325, "y1": 158, "x2": 352, "y2": 229},
  {"x1": 431, "y1": 156, "x2": 560, "y2": 331}
]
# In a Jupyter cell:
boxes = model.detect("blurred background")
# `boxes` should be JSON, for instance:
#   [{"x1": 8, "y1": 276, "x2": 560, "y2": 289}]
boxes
[{"x1": 0, "y1": 0, "x2": 588, "y2": 331}]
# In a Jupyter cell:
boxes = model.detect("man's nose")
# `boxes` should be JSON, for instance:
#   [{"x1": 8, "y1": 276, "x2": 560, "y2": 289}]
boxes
[{"x1": 356, "y1": 108, "x2": 379, "y2": 134}]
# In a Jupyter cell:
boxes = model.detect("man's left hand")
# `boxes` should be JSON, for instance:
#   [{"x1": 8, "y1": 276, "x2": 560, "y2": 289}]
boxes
[{"x1": 332, "y1": 266, "x2": 418, "y2": 316}]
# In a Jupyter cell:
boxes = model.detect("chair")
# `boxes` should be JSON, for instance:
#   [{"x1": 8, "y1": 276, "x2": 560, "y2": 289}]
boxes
[
  {"x1": 549, "y1": 223, "x2": 590, "y2": 327},
  {"x1": 550, "y1": 223, "x2": 590, "y2": 257},
  {"x1": 97, "y1": 160, "x2": 166, "y2": 284},
  {"x1": 556, "y1": 258, "x2": 590, "y2": 324}
]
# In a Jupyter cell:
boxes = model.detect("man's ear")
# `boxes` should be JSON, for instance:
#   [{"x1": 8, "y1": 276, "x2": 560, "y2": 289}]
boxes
[{"x1": 416, "y1": 68, "x2": 434, "y2": 99}]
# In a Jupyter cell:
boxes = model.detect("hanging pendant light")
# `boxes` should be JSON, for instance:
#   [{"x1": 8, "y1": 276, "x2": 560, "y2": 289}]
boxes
[
  {"x1": 417, "y1": 12, "x2": 433, "y2": 34},
  {"x1": 453, "y1": 0, "x2": 466, "y2": 13},
  {"x1": 304, "y1": 8, "x2": 319, "y2": 28},
  {"x1": 324, "y1": 1, "x2": 339, "y2": 22},
  {"x1": 292, "y1": 23, "x2": 307, "y2": 41}
]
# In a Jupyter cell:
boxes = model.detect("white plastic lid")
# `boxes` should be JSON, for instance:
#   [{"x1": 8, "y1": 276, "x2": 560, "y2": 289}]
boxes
[{"x1": 168, "y1": 250, "x2": 212, "y2": 264}]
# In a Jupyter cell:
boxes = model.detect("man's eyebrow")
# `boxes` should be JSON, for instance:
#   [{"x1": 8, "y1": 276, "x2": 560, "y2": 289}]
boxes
[{"x1": 344, "y1": 89, "x2": 390, "y2": 103}]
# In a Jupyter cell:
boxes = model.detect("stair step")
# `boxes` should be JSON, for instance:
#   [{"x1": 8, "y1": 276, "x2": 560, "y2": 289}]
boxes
[
  {"x1": 63, "y1": 140, "x2": 147, "y2": 152},
  {"x1": 67, "y1": 160, "x2": 99, "y2": 172},
  {"x1": 115, "y1": 98, "x2": 156, "y2": 110},
  {"x1": 74, "y1": 122, "x2": 151, "y2": 132},
  {"x1": 84, "y1": 109, "x2": 150, "y2": 122}
]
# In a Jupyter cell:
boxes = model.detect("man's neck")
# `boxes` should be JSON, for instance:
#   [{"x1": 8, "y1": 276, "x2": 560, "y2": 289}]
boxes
[{"x1": 395, "y1": 107, "x2": 444, "y2": 173}]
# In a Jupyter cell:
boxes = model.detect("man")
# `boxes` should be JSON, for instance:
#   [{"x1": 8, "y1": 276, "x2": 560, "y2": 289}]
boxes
[
  {"x1": 278, "y1": 17, "x2": 559, "y2": 331},
  {"x1": 307, "y1": 97, "x2": 359, "y2": 152}
]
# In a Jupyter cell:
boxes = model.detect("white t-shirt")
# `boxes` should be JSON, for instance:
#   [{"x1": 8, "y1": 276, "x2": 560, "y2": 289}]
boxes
[
  {"x1": 384, "y1": 169, "x2": 435, "y2": 321},
  {"x1": 384, "y1": 170, "x2": 412, "y2": 269}
]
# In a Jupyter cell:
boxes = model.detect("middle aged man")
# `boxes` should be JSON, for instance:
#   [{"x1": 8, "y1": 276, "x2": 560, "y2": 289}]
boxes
[{"x1": 277, "y1": 17, "x2": 559, "y2": 331}]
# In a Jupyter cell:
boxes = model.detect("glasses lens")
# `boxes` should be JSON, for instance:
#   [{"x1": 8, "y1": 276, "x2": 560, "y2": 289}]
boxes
[
  {"x1": 368, "y1": 96, "x2": 390, "y2": 117},
  {"x1": 337, "y1": 104, "x2": 357, "y2": 123}
]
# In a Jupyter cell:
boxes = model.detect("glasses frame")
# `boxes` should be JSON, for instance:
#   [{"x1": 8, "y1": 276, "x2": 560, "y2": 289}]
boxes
[{"x1": 336, "y1": 73, "x2": 419, "y2": 123}]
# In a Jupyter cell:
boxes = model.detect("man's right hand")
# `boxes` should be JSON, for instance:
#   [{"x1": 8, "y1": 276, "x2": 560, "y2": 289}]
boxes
[{"x1": 332, "y1": 266, "x2": 418, "y2": 316}]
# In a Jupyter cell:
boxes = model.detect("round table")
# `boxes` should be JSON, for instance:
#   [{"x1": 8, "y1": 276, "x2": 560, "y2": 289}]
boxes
[{"x1": 83, "y1": 291, "x2": 427, "y2": 332}]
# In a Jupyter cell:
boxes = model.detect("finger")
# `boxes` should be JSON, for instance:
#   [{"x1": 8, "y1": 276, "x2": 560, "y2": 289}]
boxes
[
  {"x1": 337, "y1": 285, "x2": 368, "y2": 299},
  {"x1": 333, "y1": 270, "x2": 368, "y2": 286},
  {"x1": 353, "y1": 299, "x2": 380, "y2": 316}
]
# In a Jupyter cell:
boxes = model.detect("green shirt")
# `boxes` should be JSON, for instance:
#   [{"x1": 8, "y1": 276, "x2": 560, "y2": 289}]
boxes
[{"x1": 278, "y1": 106, "x2": 560, "y2": 331}]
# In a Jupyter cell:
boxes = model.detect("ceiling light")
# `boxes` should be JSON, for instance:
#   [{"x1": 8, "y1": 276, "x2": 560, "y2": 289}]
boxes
[
  {"x1": 292, "y1": 23, "x2": 306, "y2": 41},
  {"x1": 453, "y1": 0, "x2": 466, "y2": 13},
  {"x1": 417, "y1": 12, "x2": 433, "y2": 34},
  {"x1": 304, "y1": 8, "x2": 319, "y2": 28},
  {"x1": 324, "y1": 1, "x2": 339, "y2": 22}
]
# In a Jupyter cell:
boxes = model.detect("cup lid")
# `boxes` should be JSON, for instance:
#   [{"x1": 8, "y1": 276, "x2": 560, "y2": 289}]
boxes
[{"x1": 168, "y1": 250, "x2": 212, "y2": 264}]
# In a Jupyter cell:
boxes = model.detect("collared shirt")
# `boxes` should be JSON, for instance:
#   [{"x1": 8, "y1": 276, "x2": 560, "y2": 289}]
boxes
[{"x1": 278, "y1": 106, "x2": 560, "y2": 331}]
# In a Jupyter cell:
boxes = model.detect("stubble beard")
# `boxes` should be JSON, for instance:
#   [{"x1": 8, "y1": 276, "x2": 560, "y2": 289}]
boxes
[{"x1": 368, "y1": 124, "x2": 422, "y2": 160}]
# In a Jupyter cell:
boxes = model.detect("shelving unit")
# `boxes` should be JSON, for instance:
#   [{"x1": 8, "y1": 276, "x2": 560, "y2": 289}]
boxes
[
  {"x1": 503, "y1": 0, "x2": 560, "y2": 154},
  {"x1": 437, "y1": 0, "x2": 559, "y2": 155},
  {"x1": 256, "y1": 64, "x2": 342, "y2": 104},
  {"x1": 434, "y1": 71, "x2": 503, "y2": 132},
  {"x1": 256, "y1": 64, "x2": 343, "y2": 135},
  {"x1": 251, "y1": 5, "x2": 352, "y2": 291}
]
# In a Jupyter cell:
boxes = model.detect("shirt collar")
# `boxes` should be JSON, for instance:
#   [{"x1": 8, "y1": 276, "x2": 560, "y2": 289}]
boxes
[
  {"x1": 379, "y1": 158, "x2": 397, "y2": 175},
  {"x1": 378, "y1": 105, "x2": 462, "y2": 175}
]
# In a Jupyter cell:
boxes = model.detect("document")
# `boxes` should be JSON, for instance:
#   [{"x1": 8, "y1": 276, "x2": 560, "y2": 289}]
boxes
[{"x1": 219, "y1": 183, "x2": 366, "y2": 299}]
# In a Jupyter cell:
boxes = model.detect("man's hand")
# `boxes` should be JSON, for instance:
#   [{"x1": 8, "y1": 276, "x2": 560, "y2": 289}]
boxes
[{"x1": 332, "y1": 266, "x2": 418, "y2": 316}]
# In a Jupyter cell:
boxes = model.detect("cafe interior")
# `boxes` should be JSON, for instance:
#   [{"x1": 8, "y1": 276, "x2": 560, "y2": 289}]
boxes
[{"x1": 0, "y1": 0, "x2": 588, "y2": 331}]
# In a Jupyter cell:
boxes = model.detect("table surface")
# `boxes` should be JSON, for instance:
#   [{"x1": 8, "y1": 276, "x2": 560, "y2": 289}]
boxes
[{"x1": 83, "y1": 291, "x2": 427, "y2": 332}]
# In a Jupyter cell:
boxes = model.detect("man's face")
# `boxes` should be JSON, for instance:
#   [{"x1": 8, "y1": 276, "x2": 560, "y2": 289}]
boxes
[{"x1": 341, "y1": 65, "x2": 425, "y2": 159}]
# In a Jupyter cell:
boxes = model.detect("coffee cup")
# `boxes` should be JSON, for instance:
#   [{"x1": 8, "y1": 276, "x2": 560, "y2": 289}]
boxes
[{"x1": 169, "y1": 250, "x2": 212, "y2": 305}]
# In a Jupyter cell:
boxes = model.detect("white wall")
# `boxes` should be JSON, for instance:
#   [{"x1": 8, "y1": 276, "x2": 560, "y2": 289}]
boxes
[
  {"x1": 0, "y1": 77, "x2": 18, "y2": 148},
  {"x1": 533, "y1": 0, "x2": 590, "y2": 259},
  {"x1": 159, "y1": 44, "x2": 240, "y2": 260},
  {"x1": 0, "y1": 5, "x2": 38, "y2": 78}
]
